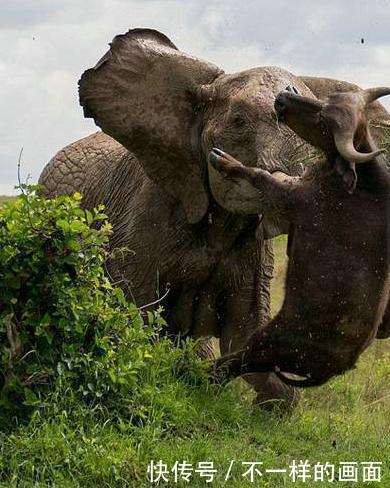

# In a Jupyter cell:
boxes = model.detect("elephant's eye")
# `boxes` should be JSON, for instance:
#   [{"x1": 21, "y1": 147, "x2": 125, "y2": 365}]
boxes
[
  {"x1": 231, "y1": 113, "x2": 246, "y2": 128},
  {"x1": 285, "y1": 85, "x2": 299, "y2": 95}
]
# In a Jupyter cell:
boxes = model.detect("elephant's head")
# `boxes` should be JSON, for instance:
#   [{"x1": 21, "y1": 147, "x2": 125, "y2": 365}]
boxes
[{"x1": 79, "y1": 28, "x2": 315, "y2": 231}]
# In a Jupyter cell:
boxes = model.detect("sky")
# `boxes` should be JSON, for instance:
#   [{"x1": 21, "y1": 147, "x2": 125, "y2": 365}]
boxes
[{"x1": 1, "y1": 0, "x2": 390, "y2": 194}]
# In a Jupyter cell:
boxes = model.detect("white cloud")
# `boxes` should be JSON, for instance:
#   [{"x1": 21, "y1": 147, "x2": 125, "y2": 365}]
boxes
[{"x1": 1, "y1": 0, "x2": 389, "y2": 194}]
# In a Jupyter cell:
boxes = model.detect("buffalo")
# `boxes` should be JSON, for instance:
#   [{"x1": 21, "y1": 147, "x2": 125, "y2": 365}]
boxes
[{"x1": 209, "y1": 86, "x2": 390, "y2": 387}]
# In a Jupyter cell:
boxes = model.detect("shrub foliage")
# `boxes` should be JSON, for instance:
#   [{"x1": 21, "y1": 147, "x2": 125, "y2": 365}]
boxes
[{"x1": 0, "y1": 188, "x2": 210, "y2": 424}]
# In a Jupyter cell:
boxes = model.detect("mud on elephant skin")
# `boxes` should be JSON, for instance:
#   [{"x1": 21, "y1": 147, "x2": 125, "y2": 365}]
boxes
[
  {"x1": 39, "y1": 28, "x2": 390, "y2": 409},
  {"x1": 212, "y1": 86, "x2": 390, "y2": 387}
]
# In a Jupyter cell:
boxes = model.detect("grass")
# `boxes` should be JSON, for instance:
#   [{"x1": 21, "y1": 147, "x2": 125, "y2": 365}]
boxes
[{"x1": 0, "y1": 202, "x2": 389, "y2": 487}]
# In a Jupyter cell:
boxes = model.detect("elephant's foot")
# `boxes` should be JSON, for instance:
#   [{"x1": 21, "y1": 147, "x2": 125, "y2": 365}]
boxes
[{"x1": 244, "y1": 372, "x2": 301, "y2": 414}]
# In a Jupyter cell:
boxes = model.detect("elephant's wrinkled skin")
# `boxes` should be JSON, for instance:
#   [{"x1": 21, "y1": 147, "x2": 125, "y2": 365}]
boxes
[
  {"x1": 39, "y1": 29, "x2": 390, "y2": 408},
  {"x1": 211, "y1": 86, "x2": 390, "y2": 386}
]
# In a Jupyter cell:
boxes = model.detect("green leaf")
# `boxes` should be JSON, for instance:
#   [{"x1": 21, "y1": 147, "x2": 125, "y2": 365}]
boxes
[
  {"x1": 56, "y1": 219, "x2": 70, "y2": 232},
  {"x1": 70, "y1": 220, "x2": 87, "y2": 233}
]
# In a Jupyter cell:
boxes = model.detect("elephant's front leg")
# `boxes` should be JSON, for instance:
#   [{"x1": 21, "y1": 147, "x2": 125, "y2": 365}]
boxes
[{"x1": 220, "y1": 239, "x2": 300, "y2": 411}]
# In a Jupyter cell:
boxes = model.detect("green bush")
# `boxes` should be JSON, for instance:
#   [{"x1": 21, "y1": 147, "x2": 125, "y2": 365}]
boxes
[{"x1": 0, "y1": 188, "x2": 211, "y2": 427}]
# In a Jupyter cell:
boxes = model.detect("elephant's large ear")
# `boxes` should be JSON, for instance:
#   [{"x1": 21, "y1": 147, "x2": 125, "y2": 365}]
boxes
[{"x1": 79, "y1": 29, "x2": 223, "y2": 223}]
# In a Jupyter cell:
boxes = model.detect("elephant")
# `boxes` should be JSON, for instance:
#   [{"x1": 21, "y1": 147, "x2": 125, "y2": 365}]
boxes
[
  {"x1": 38, "y1": 28, "x2": 390, "y2": 408},
  {"x1": 210, "y1": 86, "x2": 390, "y2": 386}
]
